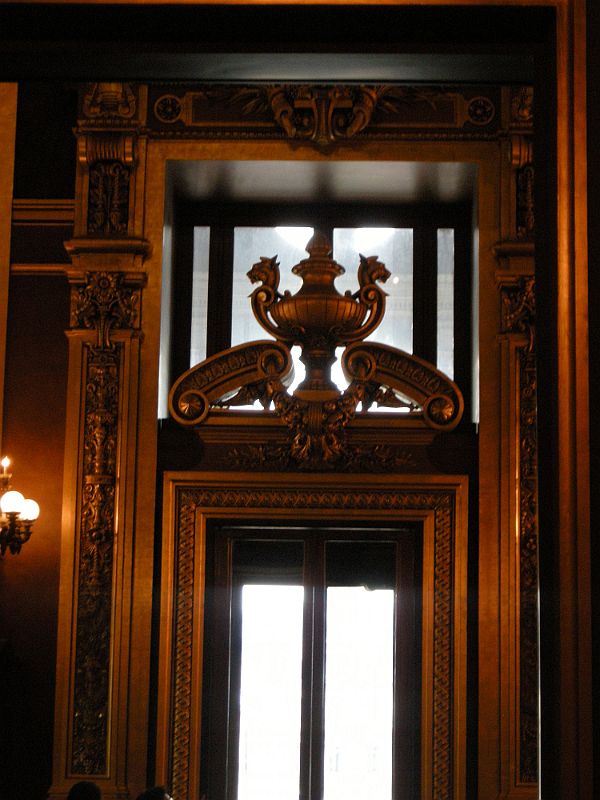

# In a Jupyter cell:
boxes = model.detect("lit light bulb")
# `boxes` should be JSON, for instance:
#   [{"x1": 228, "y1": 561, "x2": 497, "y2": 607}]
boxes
[
  {"x1": 1, "y1": 456, "x2": 10, "y2": 474},
  {"x1": 0, "y1": 490, "x2": 25, "y2": 515},
  {"x1": 21, "y1": 499, "x2": 40, "y2": 522}
]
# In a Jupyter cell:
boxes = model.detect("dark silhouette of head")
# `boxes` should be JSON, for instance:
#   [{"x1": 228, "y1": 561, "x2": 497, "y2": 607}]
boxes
[
  {"x1": 135, "y1": 787, "x2": 171, "y2": 800},
  {"x1": 67, "y1": 782, "x2": 102, "y2": 800}
]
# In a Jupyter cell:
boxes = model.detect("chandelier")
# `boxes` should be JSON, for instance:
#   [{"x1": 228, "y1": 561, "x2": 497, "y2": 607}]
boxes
[{"x1": 0, "y1": 457, "x2": 40, "y2": 556}]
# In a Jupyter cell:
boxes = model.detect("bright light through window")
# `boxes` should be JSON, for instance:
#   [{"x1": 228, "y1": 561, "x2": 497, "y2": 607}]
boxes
[
  {"x1": 324, "y1": 587, "x2": 394, "y2": 800},
  {"x1": 238, "y1": 585, "x2": 304, "y2": 800}
]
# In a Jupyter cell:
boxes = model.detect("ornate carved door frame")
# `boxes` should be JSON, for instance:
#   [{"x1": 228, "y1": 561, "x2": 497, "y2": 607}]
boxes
[{"x1": 156, "y1": 471, "x2": 468, "y2": 800}]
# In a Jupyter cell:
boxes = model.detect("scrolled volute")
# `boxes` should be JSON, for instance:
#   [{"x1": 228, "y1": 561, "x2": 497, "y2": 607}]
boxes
[
  {"x1": 342, "y1": 342, "x2": 464, "y2": 430},
  {"x1": 168, "y1": 341, "x2": 293, "y2": 426}
]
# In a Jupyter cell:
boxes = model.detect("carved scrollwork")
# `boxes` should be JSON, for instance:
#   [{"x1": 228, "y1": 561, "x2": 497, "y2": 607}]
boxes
[
  {"x1": 71, "y1": 271, "x2": 141, "y2": 347},
  {"x1": 169, "y1": 341, "x2": 294, "y2": 426},
  {"x1": 87, "y1": 161, "x2": 131, "y2": 236},
  {"x1": 343, "y1": 342, "x2": 463, "y2": 430},
  {"x1": 228, "y1": 84, "x2": 441, "y2": 145}
]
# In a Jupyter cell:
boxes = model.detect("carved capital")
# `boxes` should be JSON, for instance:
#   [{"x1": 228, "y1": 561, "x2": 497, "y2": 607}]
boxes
[
  {"x1": 70, "y1": 271, "x2": 144, "y2": 347},
  {"x1": 499, "y1": 275, "x2": 536, "y2": 347}
]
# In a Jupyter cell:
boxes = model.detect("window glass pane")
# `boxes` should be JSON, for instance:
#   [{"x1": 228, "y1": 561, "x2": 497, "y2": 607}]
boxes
[
  {"x1": 437, "y1": 228, "x2": 454, "y2": 379},
  {"x1": 324, "y1": 586, "x2": 394, "y2": 800},
  {"x1": 238, "y1": 584, "x2": 304, "y2": 800},
  {"x1": 333, "y1": 228, "x2": 413, "y2": 352},
  {"x1": 190, "y1": 226, "x2": 210, "y2": 367},
  {"x1": 231, "y1": 227, "x2": 312, "y2": 347}
]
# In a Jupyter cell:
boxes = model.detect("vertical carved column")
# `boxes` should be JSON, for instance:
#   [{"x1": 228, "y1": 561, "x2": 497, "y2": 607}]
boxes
[
  {"x1": 50, "y1": 83, "x2": 150, "y2": 800},
  {"x1": 496, "y1": 267, "x2": 539, "y2": 796}
]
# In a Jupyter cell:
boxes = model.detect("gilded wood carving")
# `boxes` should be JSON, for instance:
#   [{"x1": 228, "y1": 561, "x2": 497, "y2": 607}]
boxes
[
  {"x1": 169, "y1": 234, "x2": 463, "y2": 470},
  {"x1": 68, "y1": 270, "x2": 144, "y2": 775},
  {"x1": 499, "y1": 274, "x2": 538, "y2": 784}
]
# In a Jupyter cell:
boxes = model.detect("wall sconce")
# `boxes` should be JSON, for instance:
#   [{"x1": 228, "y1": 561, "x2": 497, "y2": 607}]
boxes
[{"x1": 0, "y1": 457, "x2": 40, "y2": 556}]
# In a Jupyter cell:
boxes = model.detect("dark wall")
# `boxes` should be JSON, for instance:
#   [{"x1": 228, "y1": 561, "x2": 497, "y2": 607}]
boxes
[
  {"x1": 587, "y1": 0, "x2": 600, "y2": 786},
  {"x1": 13, "y1": 81, "x2": 76, "y2": 199},
  {"x1": 0, "y1": 274, "x2": 69, "y2": 800}
]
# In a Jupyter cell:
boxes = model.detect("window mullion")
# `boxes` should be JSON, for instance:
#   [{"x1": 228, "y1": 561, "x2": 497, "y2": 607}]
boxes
[
  {"x1": 301, "y1": 535, "x2": 326, "y2": 800},
  {"x1": 206, "y1": 225, "x2": 234, "y2": 356}
]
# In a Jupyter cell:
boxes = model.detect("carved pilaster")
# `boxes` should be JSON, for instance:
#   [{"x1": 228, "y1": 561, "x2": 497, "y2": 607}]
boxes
[
  {"x1": 51, "y1": 256, "x2": 148, "y2": 798},
  {"x1": 504, "y1": 86, "x2": 534, "y2": 241},
  {"x1": 497, "y1": 269, "x2": 539, "y2": 794}
]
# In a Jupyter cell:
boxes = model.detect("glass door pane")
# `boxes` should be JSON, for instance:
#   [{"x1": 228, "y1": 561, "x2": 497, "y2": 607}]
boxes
[
  {"x1": 238, "y1": 584, "x2": 304, "y2": 800},
  {"x1": 323, "y1": 541, "x2": 395, "y2": 800}
]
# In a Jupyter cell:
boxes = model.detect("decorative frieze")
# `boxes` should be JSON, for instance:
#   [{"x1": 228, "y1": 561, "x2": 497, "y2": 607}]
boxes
[{"x1": 147, "y1": 83, "x2": 501, "y2": 142}]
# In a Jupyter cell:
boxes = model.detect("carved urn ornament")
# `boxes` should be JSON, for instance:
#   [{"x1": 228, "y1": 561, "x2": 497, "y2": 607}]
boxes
[{"x1": 169, "y1": 233, "x2": 463, "y2": 469}]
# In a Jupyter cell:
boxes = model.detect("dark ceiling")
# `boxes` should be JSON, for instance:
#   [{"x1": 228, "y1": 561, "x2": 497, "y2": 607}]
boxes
[{"x1": 0, "y1": 4, "x2": 549, "y2": 82}]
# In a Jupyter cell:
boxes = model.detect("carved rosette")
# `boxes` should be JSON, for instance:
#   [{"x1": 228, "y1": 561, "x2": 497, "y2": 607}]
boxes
[{"x1": 68, "y1": 269, "x2": 143, "y2": 775}]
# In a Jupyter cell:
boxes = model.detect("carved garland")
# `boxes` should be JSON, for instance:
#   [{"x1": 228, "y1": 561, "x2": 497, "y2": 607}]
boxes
[
  {"x1": 168, "y1": 485, "x2": 456, "y2": 800},
  {"x1": 69, "y1": 271, "x2": 141, "y2": 774},
  {"x1": 501, "y1": 276, "x2": 538, "y2": 784}
]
